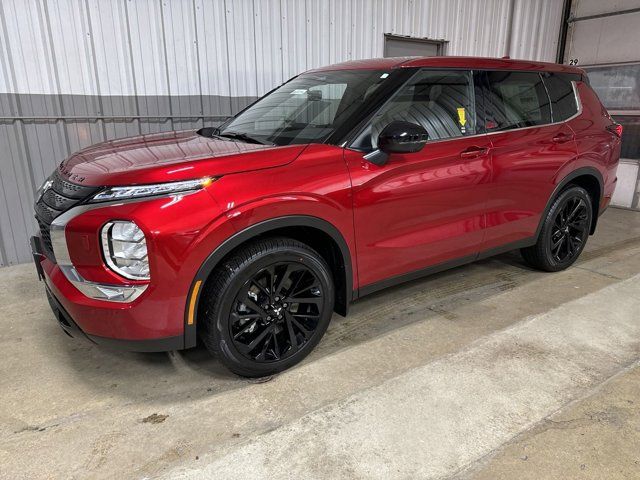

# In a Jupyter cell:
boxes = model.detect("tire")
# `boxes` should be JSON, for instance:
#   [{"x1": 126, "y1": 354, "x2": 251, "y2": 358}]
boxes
[
  {"x1": 199, "y1": 237, "x2": 334, "y2": 377},
  {"x1": 521, "y1": 185, "x2": 593, "y2": 272}
]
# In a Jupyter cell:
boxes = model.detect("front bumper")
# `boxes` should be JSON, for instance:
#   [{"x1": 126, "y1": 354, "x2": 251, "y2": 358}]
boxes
[
  {"x1": 30, "y1": 182, "x2": 235, "y2": 351},
  {"x1": 31, "y1": 235, "x2": 184, "y2": 352}
]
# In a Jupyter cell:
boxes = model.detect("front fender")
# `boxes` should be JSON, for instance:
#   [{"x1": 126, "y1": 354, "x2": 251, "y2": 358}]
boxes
[
  {"x1": 180, "y1": 144, "x2": 356, "y2": 347},
  {"x1": 182, "y1": 211, "x2": 355, "y2": 349}
]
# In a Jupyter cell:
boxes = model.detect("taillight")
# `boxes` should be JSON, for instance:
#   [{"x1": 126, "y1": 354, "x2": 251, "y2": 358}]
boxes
[{"x1": 607, "y1": 123, "x2": 623, "y2": 138}]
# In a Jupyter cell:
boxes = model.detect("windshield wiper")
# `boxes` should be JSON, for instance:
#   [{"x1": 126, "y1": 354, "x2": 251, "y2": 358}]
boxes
[{"x1": 216, "y1": 131, "x2": 273, "y2": 145}]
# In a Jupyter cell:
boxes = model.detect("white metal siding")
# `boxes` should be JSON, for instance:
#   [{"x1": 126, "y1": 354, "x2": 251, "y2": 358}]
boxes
[
  {"x1": 0, "y1": 0, "x2": 565, "y2": 266},
  {"x1": 1, "y1": 0, "x2": 564, "y2": 97}
]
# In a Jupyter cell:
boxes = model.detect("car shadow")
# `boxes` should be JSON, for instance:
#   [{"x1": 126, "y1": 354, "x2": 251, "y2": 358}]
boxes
[{"x1": 55, "y1": 216, "x2": 640, "y2": 401}]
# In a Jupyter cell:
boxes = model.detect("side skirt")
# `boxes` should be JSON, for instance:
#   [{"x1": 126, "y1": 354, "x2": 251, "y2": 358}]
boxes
[{"x1": 355, "y1": 236, "x2": 536, "y2": 300}]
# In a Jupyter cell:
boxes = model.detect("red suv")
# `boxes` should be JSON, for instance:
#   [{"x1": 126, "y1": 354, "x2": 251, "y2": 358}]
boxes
[{"x1": 32, "y1": 57, "x2": 621, "y2": 376}]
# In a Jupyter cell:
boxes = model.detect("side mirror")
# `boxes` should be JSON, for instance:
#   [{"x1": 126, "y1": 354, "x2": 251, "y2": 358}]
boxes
[{"x1": 364, "y1": 121, "x2": 429, "y2": 166}]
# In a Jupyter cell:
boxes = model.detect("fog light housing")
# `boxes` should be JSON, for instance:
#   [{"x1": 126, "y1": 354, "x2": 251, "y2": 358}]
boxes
[{"x1": 101, "y1": 221, "x2": 150, "y2": 280}]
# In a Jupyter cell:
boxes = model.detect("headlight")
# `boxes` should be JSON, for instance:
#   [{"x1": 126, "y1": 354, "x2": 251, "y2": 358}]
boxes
[
  {"x1": 90, "y1": 177, "x2": 214, "y2": 202},
  {"x1": 101, "y1": 221, "x2": 150, "y2": 280}
]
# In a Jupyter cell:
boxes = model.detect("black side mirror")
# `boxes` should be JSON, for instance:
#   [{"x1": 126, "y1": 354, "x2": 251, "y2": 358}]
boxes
[{"x1": 364, "y1": 121, "x2": 429, "y2": 166}]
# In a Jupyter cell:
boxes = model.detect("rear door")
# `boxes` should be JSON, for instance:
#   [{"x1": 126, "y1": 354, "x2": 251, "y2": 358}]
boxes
[
  {"x1": 480, "y1": 70, "x2": 578, "y2": 252},
  {"x1": 344, "y1": 69, "x2": 492, "y2": 291}
]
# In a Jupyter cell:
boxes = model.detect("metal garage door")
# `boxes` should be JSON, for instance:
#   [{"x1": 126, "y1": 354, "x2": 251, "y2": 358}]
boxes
[{"x1": 563, "y1": 0, "x2": 640, "y2": 210}]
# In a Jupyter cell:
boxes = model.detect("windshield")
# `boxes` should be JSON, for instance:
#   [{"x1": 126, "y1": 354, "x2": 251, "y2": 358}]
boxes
[{"x1": 217, "y1": 69, "x2": 392, "y2": 146}]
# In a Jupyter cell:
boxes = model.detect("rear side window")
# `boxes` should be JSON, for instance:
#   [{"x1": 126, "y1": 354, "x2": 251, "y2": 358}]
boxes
[
  {"x1": 543, "y1": 73, "x2": 578, "y2": 121},
  {"x1": 484, "y1": 71, "x2": 551, "y2": 131}
]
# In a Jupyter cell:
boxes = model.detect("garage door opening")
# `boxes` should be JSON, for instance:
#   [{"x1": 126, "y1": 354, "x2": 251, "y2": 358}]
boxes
[{"x1": 383, "y1": 34, "x2": 446, "y2": 57}]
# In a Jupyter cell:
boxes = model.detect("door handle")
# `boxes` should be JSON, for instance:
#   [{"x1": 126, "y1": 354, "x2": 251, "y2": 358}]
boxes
[
  {"x1": 551, "y1": 133, "x2": 574, "y2": 144},
  {"x1": 460, "y1": 146, "x2": 489, "y2": 159}
]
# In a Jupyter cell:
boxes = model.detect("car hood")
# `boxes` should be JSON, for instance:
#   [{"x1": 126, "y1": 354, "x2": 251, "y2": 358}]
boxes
[{"x1": 58, "y1": 130, "x2": 307, "y2": 186}]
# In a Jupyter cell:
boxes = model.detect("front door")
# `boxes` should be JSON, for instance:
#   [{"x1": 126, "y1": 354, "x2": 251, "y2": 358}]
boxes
[{"x1": 344, "y1": 69, "x2": 492, "y2": 292}]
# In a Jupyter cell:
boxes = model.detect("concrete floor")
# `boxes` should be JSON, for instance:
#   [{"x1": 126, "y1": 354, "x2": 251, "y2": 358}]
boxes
[{"x1": 0, "y1": 208, "x2": 639, "y2": 479}]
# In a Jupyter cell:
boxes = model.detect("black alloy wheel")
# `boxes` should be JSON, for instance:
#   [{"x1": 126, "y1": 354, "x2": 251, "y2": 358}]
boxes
[
  {"x1": 521, "y1": 185, "x2": 593, "y2": 272},
  {"x1": 199, "y1": 237, "x2": 334, "y2": 377},
  {"x1": 549, "y1": 195, "x2": 590, "y2": 263},
  {"x1": 230, "y1": 262, "x2": 324, "y2": 363}
]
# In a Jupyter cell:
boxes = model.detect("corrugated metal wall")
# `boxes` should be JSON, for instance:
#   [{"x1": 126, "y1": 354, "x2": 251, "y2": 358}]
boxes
[{"x1": 0, "y1": 0, "x2": 565, "y2": 266}]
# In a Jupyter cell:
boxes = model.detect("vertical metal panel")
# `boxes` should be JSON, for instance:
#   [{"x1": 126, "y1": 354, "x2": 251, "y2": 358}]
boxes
[
  {"x1": 126, "y1": 0, "x2": 172, "y2": 133},
  {"x1": 87, "y1": 0, "x2": 140, "y2": 139},
  {"x1": 0, "y1": 0, "x2": 47, "y2": 266},
  {"x1": 281, "y1": 0, "x2": 308, "y2": 78},
  {"x1": 0, "y1": 0, "x2": 565, "y2": 266},
  {"x1": 195, "y1": 0, "x2": 233, "y2": 118},
  {"x1": 508, "y1": 0, "x2": 564, "y2": 62},
  {"x1": 226, "y1": 0, "x2": 260, "y2": 111},
  {"x1": 253, "y1": 0, "x2": 284, "y2": 92}
]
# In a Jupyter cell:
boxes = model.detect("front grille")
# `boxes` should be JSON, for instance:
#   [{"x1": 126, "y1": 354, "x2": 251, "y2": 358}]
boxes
[
  {"x1": 35, "y1": 170, "x2": 100, "y2": 260},
  {"x1": 37, "y1": 217, "x2": 53, "y2": 256}
]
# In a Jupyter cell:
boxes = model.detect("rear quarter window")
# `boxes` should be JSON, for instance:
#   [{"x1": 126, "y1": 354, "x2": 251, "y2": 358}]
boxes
[{"x1": 543, "y1": 73, "x2": 579, "y2": 122}]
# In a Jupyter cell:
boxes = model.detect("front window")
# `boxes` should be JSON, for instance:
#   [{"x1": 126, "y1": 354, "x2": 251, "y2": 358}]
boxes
[
  {"x1": 217, "y1": 70, "x2": 393, "y2": 146},
  {"x1": 352, "y1": 69, "x2": 477, "y2": 151}
]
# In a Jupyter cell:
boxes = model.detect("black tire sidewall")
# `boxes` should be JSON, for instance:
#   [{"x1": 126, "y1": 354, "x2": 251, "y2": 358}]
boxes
[
  {"x1": 212, "y1": 247, "x2": 334, "y2": 377},
  {"x1": 541, "y1": 186, "x2": 592, "y2": 270}
]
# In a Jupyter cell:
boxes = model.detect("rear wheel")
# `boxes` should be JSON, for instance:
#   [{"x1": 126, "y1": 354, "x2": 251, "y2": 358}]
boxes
[
  {"x1": 521, "y1": 185, "x2": 592, "y2": 272},
  {"x1": 199, "y1": 237, "x2": 334, "y2": 377}
]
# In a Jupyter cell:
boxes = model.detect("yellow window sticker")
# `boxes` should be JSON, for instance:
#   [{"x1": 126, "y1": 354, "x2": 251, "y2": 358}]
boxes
[
  {"x1": 457, "y1": 107, "x2": 467, "y2": 133},
  {"x1": 457, "y1": 107, "x2": 466, "y2": 126}
]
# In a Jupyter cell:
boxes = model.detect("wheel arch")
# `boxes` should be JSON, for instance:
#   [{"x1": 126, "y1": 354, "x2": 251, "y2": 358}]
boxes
[
  {"x1": 183, "y1": 215, "x2": 354, "y2": 348},
  {"x1": 536, "y1": 167, "x2": 604, "y2": 240}
]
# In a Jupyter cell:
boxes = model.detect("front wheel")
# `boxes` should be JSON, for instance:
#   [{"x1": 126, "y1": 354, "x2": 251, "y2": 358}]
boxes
[
  {"x1": 199, "y1": 237, "x2": 334, "y2": 377},
  {"x1": 521, "y1": 185, "x2": 593, "y2": 272}
]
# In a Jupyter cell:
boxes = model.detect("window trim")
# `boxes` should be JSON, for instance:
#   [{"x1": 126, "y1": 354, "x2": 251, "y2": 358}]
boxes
[{"x1": 540, "y1": 72, "x2": 554, "y2": 121}]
